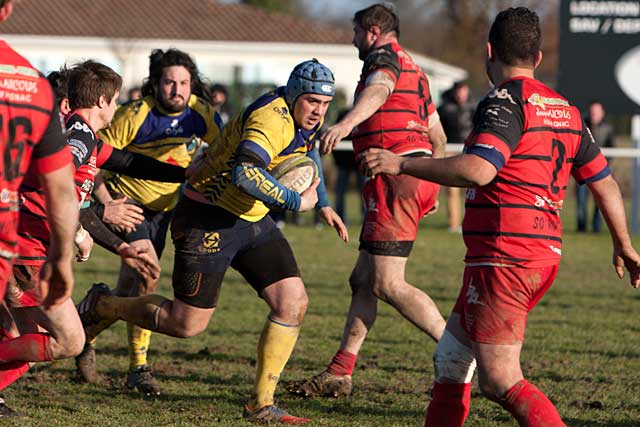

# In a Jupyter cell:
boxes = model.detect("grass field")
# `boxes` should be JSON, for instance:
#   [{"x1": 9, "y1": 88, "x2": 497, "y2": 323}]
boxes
[{"x1": 4, "y1": 192, "x2": 640, "y2": 426}]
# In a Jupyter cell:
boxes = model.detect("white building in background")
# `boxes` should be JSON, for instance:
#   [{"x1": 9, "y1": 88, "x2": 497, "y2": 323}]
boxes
[{"x1": 1, "y1": 0, "x2": 466, "y2": 104}]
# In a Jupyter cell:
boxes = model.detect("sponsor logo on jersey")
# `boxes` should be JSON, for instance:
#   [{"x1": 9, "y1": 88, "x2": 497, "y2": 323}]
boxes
[
  {"x1": 165, "y1": 119, "x2": 184, "y2": 136},
  {"x1": 273, "y1": 106, "x2": 290, "y2": 123},
  {"x1": 488, "y1": 88, "x2": 516, "y2": 105},
  {"x1": 0, "y1": 188, "x2": 18, "y2": 204},
  {"x1": 243, "y1": 166, "x2": 286, "y2": 204},
  {"x1": 527, "y1": 93, "x2": 570, "y2": 110},
  {"x1": 0, "y1": 64, "x2": 40, "y2": 78},
  {"x1": 68, "y1": 138, "x2": 89, "y2": 163},
  {"x1": 69, "y1": 121, "x2": 93, "y2": 135}
]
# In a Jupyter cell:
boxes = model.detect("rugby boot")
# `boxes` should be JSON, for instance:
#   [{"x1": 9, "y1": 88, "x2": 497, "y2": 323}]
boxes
[
  {"x1": 285, "y1": 370, "x2": 352, "y2": 398},
  {"x1": 76, "y1": 283, "x2": 112, "y2": 328},
  {"x1": 243, "y1": 404, "x2": 310, "y2": 425},
  {"x1": 0, "y1": 400, "x2": 19, "y2": 418},
  {"x1": 75, "y1": 343, "x2": 99, "y2": 383},
  {"x1": 126, "y1": 365, "x2": 161, "y2": 396}
]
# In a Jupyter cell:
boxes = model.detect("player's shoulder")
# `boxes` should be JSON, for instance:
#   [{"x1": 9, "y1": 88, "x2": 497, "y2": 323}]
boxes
[
  {"x1": 188, "y1": 94, "x2": 215, "y2": 117},
  {"x1": 65, "y1": 113, "x2": 95, "y2": 142},
  {"x1": 363, "y1": 43, "x2": 400, "y2": 74},
  {"x1": 246, "y1": 90, "x2": 292, "y2": 128},
  {"x1": 112, "y1": 95, "x2": 154, "y2": 124},
  {"x1": 484, "y1": 78, "x2": 525, "y2": 106}
]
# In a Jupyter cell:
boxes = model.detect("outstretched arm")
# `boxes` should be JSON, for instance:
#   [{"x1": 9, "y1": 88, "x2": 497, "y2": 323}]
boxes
[
  {"x1": 359, "y1": 149, "x2": 497, "y2": 187},
  {"x1": 589, "y1": 175, "x2": 640, "y2": 288},
  {"x1": 320, "y1": 83, "x2": 391, "y2": 154}
]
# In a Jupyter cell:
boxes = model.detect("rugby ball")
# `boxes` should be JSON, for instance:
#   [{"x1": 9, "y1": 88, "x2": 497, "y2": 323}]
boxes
[{"x1": 270, "y1": 156, "x2": 318, "y2": 193}]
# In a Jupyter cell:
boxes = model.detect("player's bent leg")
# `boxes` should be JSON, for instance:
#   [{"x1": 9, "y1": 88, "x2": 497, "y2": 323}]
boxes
[
  {"x1": 245, "y1": 277, "x2": 309, "y2": 424},
  {"x1": 77, "y1": 283, "x2": 215, "y2": 338},
  {"x1": 473, "y1": 341, "x2": 566, "y2": 427},
  {"x1": 115, "y1": 239, "x2": 162, "y2": 395},
  {"x1": 1, "y1": 299, "x2": 84, "y2": 363},
  {"x1": 425, "y1": 313, "x2": 476, "y2": 427},
  {"x1": 370, "y1": 254, "x2": 445, "y2": 342},
  {"x1": 286, "y1": 251, "x2": 373, "y2": 399}
]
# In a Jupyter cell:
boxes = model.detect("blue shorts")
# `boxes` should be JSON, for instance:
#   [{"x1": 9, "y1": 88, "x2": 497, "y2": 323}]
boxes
[{"x1": 170, "y1": 197, "x2": 300, "y2": 309}]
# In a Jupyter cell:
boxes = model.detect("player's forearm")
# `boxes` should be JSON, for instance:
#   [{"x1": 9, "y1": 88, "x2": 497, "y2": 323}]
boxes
[
  {"x1": 102, "y1": 149, "x2": 186, "y2": 183},
  {"x1": 92, "y1": 173, "x2": 113, "y2": 203},
  {"x1": 40, "y1": 165, "x2": 78, "y2": 262},
  {"x1": 231, "y1": 164, "x2": 301, "y2": 211},
  {"x1": 341, "y1": 85, "x2": 390, "y2": 129},
  {"x1": 400, "y1": 154, "x2": 495, "y2": 187},
  {"x1": 306, "y1": 147, "x2": 329, "y2": 208},
  {"x1": 428, "y1": 120, "x2": 447, "y2": 159},
  {"x1": 79, "y1": 207, "x2": 124, "y2": 254},
  {"x1": 590, "y1": 176, "x2": 633, "y2": 250}
]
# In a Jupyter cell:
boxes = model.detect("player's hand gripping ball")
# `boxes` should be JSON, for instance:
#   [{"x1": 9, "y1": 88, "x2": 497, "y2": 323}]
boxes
[{"x1": 270, "y1": 156, "x2": 318, "y2": 193}]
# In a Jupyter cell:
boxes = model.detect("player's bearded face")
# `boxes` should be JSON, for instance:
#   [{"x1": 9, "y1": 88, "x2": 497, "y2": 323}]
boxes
[
  {"x1": 293, "y1": 94, "x2": 332, "y2": 131},
  {"x1": 353, "y1": 24, "x2": 373, "y2": 60},
  {"x1": 158, "y1": 65, "x2": 192, "y2": 113}
]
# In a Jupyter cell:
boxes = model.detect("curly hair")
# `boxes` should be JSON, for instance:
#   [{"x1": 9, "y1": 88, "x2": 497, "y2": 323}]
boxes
[{"x1": 141, "y1": 49, "x2": 212, "y2": 103}]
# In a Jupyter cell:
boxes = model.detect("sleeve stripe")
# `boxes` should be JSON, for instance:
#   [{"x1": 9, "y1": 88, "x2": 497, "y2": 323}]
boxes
[
  {"x1": 239, "y1": 140, "x2": 271, "y2": 166},
  {"x1": 467, "y1": 145, "x2": 506, "y2": 171},
  {"x1": 30, "y1": 146, "x2": 72, "y2": 175},
  {"x1": 580, "y1": 166, "x2": 611, "y2": 185}
]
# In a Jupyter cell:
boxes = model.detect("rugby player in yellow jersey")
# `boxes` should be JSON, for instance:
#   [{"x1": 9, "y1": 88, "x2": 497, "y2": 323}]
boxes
[
  {"x1": 75, "y1": 49, "x2": 221, "y2": 395},
  {"x1": 77, "y1": 59, "x2": 347, "y2": 424}
]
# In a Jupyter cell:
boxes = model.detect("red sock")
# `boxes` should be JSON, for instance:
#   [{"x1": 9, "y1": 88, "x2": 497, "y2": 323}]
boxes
[
  {"x1": 424, "y1": 382, "x2": 471, "y2": 427},
  {"x1": 0, "y1": 361, "x2": 29, "y2": 391},
  {"x1": 326, "y1": 350, "x2": 357, "y2": 376},
  {"x1": 0, "y1": 333, "x2": 53, "y2": 363},
  {"x1": 500, "y1": 380, "x2": 566, "y2": 427}
]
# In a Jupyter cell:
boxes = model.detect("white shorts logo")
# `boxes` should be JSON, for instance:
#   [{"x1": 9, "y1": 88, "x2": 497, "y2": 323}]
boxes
[{"x1": 466, "y1": 279, "x2": 484, "y2": 306}]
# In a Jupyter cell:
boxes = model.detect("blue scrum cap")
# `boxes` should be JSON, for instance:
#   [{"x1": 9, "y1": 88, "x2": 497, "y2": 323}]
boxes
[{"x1": 285, "y1": 59, "x2": 335, "y2": 106}]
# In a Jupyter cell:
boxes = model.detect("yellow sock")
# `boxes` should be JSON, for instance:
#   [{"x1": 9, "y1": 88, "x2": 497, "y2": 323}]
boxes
[
  {"x1": 96, "y1": 294, "x2": 169, "y2": 331},
  {"x1": 128, "y1": 323, "x2": 152, "y2": 370},
  {"x1": 251, "y1": 317, "x2": 300, "y2": 409}
]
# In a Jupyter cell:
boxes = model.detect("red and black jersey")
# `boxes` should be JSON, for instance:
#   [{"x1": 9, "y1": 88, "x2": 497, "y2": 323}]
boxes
[
  {"x1": 17, "y1": 111, "x2": 111, "y2": 265},
  {"x1": 66, "y1": 111, "x2": 114, "y2": 206},
  {"x1": 351, "y1": 42, "x2": 436, "y2": 157},
  {"x1": 463, "y1": 76, "x2": 609, "y2": 267},
  {"x1": 0, "y1": 40, "x2": 70, "y2": 263}
]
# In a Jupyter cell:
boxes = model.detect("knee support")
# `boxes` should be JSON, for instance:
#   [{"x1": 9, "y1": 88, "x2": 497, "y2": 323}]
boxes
[{"x1": 433, "y1": 330, "x2": 477, "y2": 383}]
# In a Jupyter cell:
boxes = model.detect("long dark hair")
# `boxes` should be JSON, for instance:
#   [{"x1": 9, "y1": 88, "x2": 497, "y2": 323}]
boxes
[{"x1": 141, "y1": 49, "x2": 212, "y2": 103}]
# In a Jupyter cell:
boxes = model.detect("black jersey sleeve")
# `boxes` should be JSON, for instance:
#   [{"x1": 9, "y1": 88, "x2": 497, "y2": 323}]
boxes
[
  {"x1": 362, "y1": 44, "x2": 401, "y2": 81},
  {"x1": 32, "y1": 106, "x2": 67, "y2": 160},
  {"x1": 472, "y1": 82, "x2": 525, "y2": 152}
]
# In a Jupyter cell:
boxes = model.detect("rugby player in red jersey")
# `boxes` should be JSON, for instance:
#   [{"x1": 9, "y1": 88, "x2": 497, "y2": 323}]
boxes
[
  {"x1": 288, "y1": 3, "x2": 447, "y2": 398},
  {"x1": 360, "y1": 7, "x2": 640, "y2": 427},
  {"x1": 0, "y1": 0, "x2": 78, "y2": 417},
  {"x1": 1, "y1": 60, "x2": 186, "y2": 415}
]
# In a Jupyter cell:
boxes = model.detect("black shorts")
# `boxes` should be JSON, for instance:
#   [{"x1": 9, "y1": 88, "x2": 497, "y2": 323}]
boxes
[
  {"x1": 109, "y1": 191, "x2": 173, "y2": 258},
  {"x1": 170, "y1": 197, "x2": 301, "y2": 309}
]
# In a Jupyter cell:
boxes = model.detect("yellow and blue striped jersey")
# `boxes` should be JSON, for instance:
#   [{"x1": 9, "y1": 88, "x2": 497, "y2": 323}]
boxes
[
  {"x1": 187, "y1": 87, "x2": 321, "y2": 222},
  {"x1": 100, "y1": 94, "x2": 221, "y2": 212}
]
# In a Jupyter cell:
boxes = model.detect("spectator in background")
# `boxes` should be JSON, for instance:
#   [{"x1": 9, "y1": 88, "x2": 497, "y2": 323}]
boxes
[
  {"x1": 576, "y1": 101, "x2": 615, "y2": 233},
  {"x1": 332, "y1": 109, "x2": 365, "y2": 225},
  {"x1": 438, "y1": 81, "x2": 474, "y2": 233},
  {"x1": 127, "y1": 86, "x2": 142, "y2": 102},
  {"x1": 211, "y1": 83, "x2": 230, "y2": 124}
]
